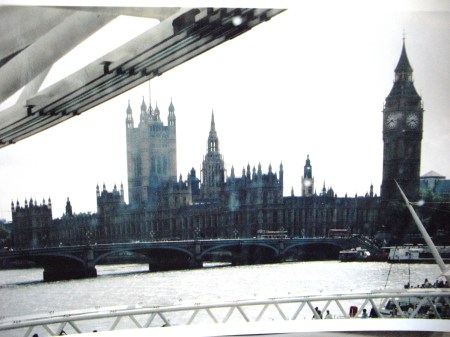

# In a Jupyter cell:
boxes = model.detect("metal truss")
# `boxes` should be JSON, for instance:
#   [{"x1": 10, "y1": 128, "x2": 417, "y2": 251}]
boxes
[
  {"x1": 0, "y1": 7, "x2": 284, "y2": 148},
  {"x1": 0, "y1": 289, "x2": 448, "y2": 336}
]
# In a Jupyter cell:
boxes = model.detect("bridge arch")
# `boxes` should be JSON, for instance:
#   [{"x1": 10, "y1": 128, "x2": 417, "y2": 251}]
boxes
[
  {"x1": 199, "y1": 242, "x2": 279, "y2": 259},
  {"x1": 7, "y1": 251, "x2": 98, "y2": 282},
  {"x1": 200, "y1": 241, "x2": 281, "y2": 265},
  {"x1": 5, "y1": 252, "x2": 86, "y2": 267},
  {"x1": 94, "y1": 246, "x2": 194, "y2": 265},
  {"x1": 34, "y1": 252, "x2": 86, "y2": 265},
  {"x1": 283, "y1": 242, "x2": 344, "y2": 254},
  {"x1": 94, "y1": 248, "x2": 145, "y2": 265},
  {"x1": 283, "y1": 242, "x2": 342, "y2": 261}
]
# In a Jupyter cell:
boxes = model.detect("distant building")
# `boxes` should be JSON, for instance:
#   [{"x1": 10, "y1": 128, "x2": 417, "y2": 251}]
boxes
[
  {"x1": 11, "y1": 198, "x2": 52, "y2": 248},
  {"x1": 420, "y1": 171, "x2": 450, "y2": 200},
  {"x1": 81, "y1": 96, "x2": 380, "y2": 243}
]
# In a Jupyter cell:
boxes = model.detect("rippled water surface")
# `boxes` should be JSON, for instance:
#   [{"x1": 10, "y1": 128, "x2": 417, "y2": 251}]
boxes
[{"x1": 0, "y1": 261, "x2": 442, "y2": 319}]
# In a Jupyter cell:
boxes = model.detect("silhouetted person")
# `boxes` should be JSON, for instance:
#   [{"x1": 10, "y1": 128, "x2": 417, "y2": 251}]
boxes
[{"x1": 312, "y1": 306, "x2": 321, "y2": 319}]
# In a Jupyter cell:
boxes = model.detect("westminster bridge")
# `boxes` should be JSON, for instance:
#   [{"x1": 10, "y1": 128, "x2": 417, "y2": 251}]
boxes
[{"x1": 0, "y1": 236, "x2": 380, "y2": 281}]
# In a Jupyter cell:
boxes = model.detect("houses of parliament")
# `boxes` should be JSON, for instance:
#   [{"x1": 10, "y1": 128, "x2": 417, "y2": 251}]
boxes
[{"x1": 11, "y1": 42, "x2": 444, "y2": 249}]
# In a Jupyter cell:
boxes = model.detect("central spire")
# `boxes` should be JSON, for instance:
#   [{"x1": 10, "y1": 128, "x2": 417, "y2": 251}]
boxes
[
  {"x1": 208, "y1": 110, "x2": 219, "y2": 153},
  {"x1": 201, "y1": 110, "x2": 225, "y2": 198},
  {"x1": 210, "y1": 110, "x2": 216, "y2": 132}
]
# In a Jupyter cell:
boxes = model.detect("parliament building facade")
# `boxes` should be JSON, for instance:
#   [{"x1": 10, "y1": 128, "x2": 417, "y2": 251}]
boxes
[{"x1": 12, "y1": 42, "x2": 435, "y2": 249}]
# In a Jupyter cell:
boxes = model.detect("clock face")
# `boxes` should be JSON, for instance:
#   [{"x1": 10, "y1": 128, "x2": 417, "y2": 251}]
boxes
[
  {"x1": 386, "y1": 114, "x2": 397, "y2": 129},
  {"x1": 406, "y1": 113, "x2": 419, "y2": 129}
]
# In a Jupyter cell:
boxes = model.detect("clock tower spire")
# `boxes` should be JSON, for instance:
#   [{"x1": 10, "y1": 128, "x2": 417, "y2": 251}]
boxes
[{"x1": 301, "y1": 155, "x2": 314, "y2": 197}]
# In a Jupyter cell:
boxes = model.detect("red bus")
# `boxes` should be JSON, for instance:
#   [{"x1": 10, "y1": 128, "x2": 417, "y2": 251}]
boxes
[{"x1": 328, "y1": 229, "x2": 349, "y2": 238}]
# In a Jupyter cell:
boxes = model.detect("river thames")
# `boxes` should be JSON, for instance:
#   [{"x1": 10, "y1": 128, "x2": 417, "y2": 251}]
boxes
[{"x1": 0, "y1": 261, "x2": 442, "y2": 321}]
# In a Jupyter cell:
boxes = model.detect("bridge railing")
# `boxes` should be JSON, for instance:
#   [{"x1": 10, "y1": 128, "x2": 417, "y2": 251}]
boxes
[{"x1": 0, "y1": 289, "x2": 448, "y2": 336}]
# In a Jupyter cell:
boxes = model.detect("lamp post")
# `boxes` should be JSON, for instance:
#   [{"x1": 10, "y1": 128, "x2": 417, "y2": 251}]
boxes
[
  {"x1": 195, "y1": 227, "x2": 200, "y2": 240},
  {"x1": 84, "y1": 226, "x2": 93, "y2": 246}
]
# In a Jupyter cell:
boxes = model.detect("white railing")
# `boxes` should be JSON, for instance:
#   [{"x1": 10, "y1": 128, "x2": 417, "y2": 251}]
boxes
[{"x1": 1, "y1": 289, "x2": 449, "y2": 336}]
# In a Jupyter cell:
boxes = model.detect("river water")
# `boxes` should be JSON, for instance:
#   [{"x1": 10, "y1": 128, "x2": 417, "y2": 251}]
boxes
[{"x1": 0, "y1": 261, "x2": 444, "y2": 335}]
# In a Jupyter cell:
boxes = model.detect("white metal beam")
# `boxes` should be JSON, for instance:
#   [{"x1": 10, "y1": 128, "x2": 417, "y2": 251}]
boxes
[
  {"x1": 0, "y1": 7, "x2": 284, "y2": 148},
  {"x1": 0, "y1": 10, "x2": 116, "y2": 104},
  {"x1": 52, "y1": 6, "x2": 181, "y2": 20},
  {"x1": 0, "y1": 6, "x2": 76, "y2": 62},
  {"x1": 17, "y1": 68, "x2": 51, "y2": 103}
]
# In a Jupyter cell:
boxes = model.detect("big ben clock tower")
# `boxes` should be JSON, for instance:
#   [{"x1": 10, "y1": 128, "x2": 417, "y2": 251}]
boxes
[{"x1": 380, "y1": 40, "x2": 423, "y2": 238}]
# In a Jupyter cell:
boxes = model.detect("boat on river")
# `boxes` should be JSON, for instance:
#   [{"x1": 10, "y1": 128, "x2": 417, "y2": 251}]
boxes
[
  {"x1": 339, "y1": 247, "x2": 370, "y2": 261},
  {"x1": 388, "y1": 245, "x2": 450, "y2": 264},
  {"x1": 339, "y1": 247, "x2": 388, "y2": 262}
]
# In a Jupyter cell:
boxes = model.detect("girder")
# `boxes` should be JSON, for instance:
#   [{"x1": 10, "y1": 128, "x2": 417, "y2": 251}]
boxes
[
  {"x1": 0, "y1": 10, "x2": 117, "y2": 106},
  {"x1": 0, "y1": 7, "x2": 76, "y2": 62},
  {"x1": 0, "y1": 7, "x2": 284, "y2": 148},
  {"x1": 93, "y1": 246, "x2": 194, "y2": 264}
]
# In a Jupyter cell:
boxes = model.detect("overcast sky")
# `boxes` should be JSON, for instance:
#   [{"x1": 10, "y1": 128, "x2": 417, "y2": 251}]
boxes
[{"x1": 0, "y1": 1, "x2": 449, "y2": 221}]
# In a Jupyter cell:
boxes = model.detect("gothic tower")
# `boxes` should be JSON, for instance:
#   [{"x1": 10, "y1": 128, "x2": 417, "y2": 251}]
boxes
[
  {"x1": 126, "y1": 92, "x2": 177, "y2": 207},
  {"x1": 380, "y1": 40, "x2": 423, "y2": 242},
  {"x1": 301, "y1": 155, "x2": 314, "y2": 197},
  {"x1": 65, "y1": 197, "x2": 73, "y2": 217},
  {"x1": 381, "y1": 40, "x2": 423, "y2": 203},
  {"x1": 11, "y1": 198, "x2": 52, "y2": 248},
  {"x1": 201, "y1": 111, "x2": 225, "y2": 199}
]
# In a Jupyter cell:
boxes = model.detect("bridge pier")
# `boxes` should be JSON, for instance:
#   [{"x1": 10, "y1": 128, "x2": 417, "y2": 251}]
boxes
[{"x1": 43, "y1": 245, "x2": 98, "y2": 282}]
